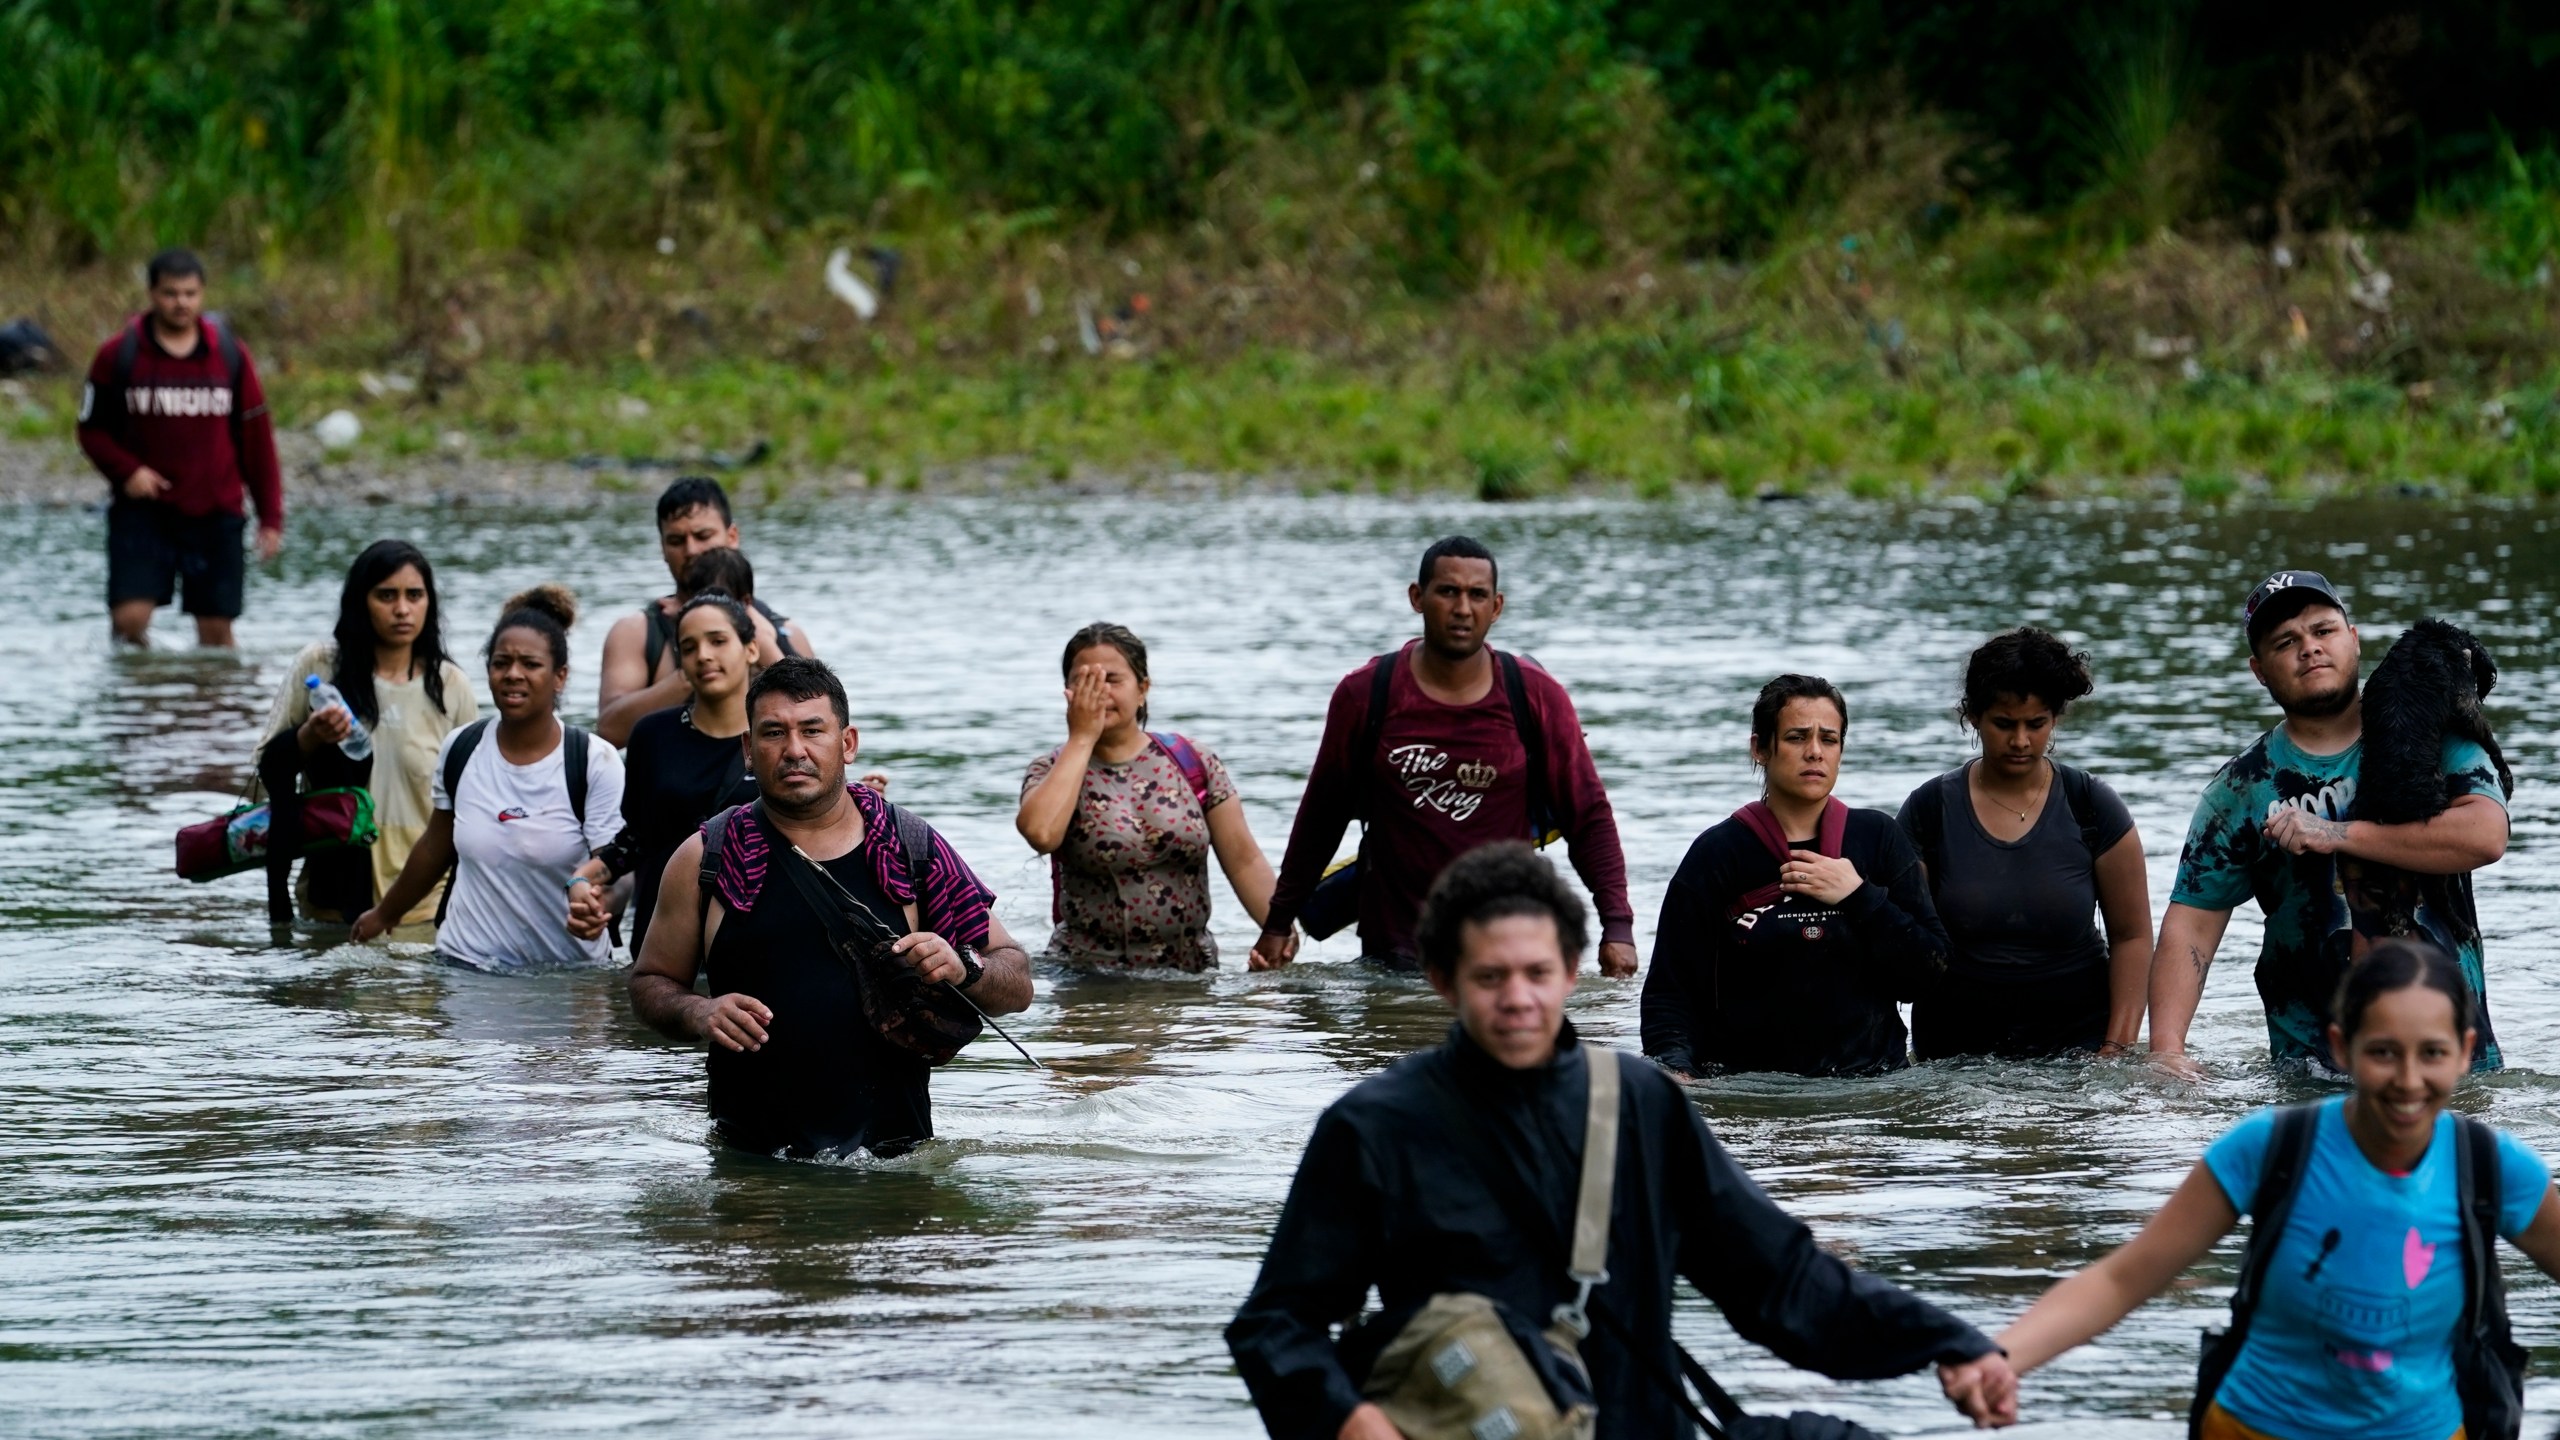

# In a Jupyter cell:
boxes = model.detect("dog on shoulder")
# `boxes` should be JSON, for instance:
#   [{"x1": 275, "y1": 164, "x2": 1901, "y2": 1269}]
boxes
[{"x1": 2357, "y1": 617, "x2": 2514, "y2": 824}]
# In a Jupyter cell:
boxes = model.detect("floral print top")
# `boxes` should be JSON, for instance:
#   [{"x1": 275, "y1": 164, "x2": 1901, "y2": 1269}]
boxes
[{"x1": 1023, "y1": 735, "x2": 1237, "y2": 971}]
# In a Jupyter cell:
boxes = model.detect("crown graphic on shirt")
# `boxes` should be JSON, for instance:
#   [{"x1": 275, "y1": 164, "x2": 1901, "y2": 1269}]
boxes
[{"x1": 1455, "y1": 759, "x2": 1498, "y2": 789}]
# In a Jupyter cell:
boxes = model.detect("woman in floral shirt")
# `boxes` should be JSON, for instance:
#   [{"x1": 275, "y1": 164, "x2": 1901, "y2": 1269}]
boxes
[{"x1": 1018, "y1": 623, "x2": 1293, "y2": 971}]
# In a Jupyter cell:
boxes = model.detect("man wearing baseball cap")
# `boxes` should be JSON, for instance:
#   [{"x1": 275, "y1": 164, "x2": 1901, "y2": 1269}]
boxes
[{"x1": 2147, "y1": 570, "x2": 2511, "y2": 1075}]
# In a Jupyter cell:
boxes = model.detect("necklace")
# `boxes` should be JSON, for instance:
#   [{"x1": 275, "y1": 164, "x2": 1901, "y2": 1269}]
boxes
[{"x1": 1978, "y1": 761, "x2": 2048, "y2": 824}]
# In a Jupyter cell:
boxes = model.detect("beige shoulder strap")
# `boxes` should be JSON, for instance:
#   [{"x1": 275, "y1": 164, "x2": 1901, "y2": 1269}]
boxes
[{"x1": 1552, "y1": 1044, "x2": 1621, "y2": 1337}]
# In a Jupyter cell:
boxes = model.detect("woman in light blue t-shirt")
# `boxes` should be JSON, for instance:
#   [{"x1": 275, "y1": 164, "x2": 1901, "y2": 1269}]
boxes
[{"x1": 1989, "y1": 940, "x2": 2560, "y2": 1440}]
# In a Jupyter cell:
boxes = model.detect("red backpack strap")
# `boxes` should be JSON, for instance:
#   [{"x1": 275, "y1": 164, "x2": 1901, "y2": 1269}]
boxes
[
  {"x1": 1816, "y1": 797, "x2": 1850, "y2": 858},
  {"x1": 1731, "y1": 801, "x2": 1792, "y2": 866},
  {"x1": 1149, "y1": 731, "x2": 1211, "y2": 806}
]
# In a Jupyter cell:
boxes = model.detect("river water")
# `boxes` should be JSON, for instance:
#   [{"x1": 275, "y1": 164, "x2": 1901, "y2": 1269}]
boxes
[{"x1": 6, "y1": 493, "x2": 2555, "y2": 1438}]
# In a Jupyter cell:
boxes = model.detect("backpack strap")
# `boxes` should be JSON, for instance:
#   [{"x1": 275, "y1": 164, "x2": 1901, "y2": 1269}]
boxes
[
  {"x1": 1355, "y1": 650, "x2": 1397, "y2": 820},
  {"x1": 1906, "y1": 772, "x2": 1950, "y2": 893},
  {"x1": 432, "y1": 719, "x2": 495, "y2": 926},
  {"x1": 1148, "y1": 731, "x2": 1212, "y2": 807},
  {"x1": 1495, "y1": 650, "x2": 1557, "y2": 843},
  {"x1": 2055, "y1": 761, "x2": 2105, "y2": 856},
  {"x1": 563, "y1": 724, "x2": 590, "y2": 830},
  {"x1": 886, "y1": 800, "x2": 935, "y2": 934},
  {"x1": 2194, "y1": 1104, "x2": 2322, "y2": 1434},
  {"x1": 697, "y1": 802, "x2": 746, "y2": 927},
  {"x1": 2453, "y1": 1112, "x2": 2520, "y2": 1425},
  {"x1": 641, "y1": 603, "x2": 676, "y2": 680}
]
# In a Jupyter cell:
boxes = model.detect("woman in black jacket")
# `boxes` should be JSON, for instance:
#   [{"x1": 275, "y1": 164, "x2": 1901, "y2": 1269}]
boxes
[{"x1": 1642, "y1": 674, "x2": 1948, "y2": 1077}]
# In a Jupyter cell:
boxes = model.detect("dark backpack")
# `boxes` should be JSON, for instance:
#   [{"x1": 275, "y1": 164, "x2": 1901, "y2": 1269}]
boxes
[
  {"x1": 1903, "y1": 761, "x2": 2107, "y2": 891},
  {"x1": 108, "y1": 315, "x2": 254, "y2": 450},
  {"x1": 2192, "y1": 1105, "x2": 2524, "y2": 1440},
  {"x1": 642, "y1": 594, "x2": 800, "y2": 678},
  {"x1": 1300, "y1": 647, "x2": 1561, "y2": 941},
  {"x1": 433, "y1": 719, "x2": 593, "y2": 925},
  {"x1": 698, "y1": 794, "x2": 935, "y2": 930}
]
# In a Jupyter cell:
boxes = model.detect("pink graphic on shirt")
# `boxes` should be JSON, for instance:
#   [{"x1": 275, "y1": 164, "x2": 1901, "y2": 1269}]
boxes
[
  {"x1": 2403, "y1": 1228, "x2": 2436, "y2": 1289},
  {"x1": 2336, "y1": 1348, "x2": 2396, "y2": 1372}
]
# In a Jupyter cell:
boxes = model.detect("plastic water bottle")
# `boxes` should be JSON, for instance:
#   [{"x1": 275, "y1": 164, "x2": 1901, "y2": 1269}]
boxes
[{"x1": 306, "y1": 675, "x2": 374, "y2": 761}]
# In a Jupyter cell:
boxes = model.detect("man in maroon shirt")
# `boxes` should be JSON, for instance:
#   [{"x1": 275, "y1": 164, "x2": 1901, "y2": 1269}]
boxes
[
  {"x1": 77, "y1": 249, "x2": 285, "y2": 646},
  {"x1": 1252, "y1": 536, "x2": 1639, "y2": 976}
]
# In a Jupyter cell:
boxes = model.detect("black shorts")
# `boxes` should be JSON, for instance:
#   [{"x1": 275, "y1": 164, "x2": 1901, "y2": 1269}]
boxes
[{"x1": 107, "y1": 501, "x2": 246, "y2": 618}]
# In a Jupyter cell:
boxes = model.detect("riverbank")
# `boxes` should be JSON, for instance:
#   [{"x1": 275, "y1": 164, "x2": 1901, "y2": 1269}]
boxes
[{"x1": 7, "y1": 219, "x2": 2557, "y2": 505}]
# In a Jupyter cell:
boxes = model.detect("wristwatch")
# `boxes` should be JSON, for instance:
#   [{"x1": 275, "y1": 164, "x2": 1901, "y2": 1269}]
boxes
[{"x1": 955, "y1": 945, "x2": 986, "y2": 989}]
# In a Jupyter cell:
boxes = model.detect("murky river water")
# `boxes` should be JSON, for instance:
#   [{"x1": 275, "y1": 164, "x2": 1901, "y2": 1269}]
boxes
[{"x1": 5, "y1": 493, "x2": 2556, "y2": 1438}]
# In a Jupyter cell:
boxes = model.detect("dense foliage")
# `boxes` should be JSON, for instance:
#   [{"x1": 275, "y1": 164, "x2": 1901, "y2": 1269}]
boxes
[{"x1": 5, "y1": 0, "x2": 2559, "y2": 280}]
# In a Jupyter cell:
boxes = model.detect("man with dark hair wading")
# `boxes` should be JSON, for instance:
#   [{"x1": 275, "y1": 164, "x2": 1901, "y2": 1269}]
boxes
[
  {"x1": 595, "y1": 475, "x2": 814, "y2": 746},
  {"x1": 78, "y1": 248, "x2": 284, "y2": 646},
  {"x1": 627, "y1": 657, "x2": 1031, "y2": 1159},
  {"x1": 2149, "y1": 571, "x2": 2512, "y2": 1076},
  {"x1": 1253, "y1": 537, "x2": 1638, "y2": 976},
  {"x1": 1228, "y1": 843, "x2": 2017, "y2": 1439}
]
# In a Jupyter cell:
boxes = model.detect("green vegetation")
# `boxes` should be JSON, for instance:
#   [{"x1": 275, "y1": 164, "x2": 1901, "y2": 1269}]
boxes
[{"x1": 6, "y1": 2, "x2": 2560, "y2": 499}]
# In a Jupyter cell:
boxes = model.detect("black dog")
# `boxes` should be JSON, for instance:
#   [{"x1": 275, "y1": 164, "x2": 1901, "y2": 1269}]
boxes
[
  {"x1": 2337, "y1": 618, "x2": 2513, "y2": 967},
  {"x1": 2357, "y1": 617, "x2": 2514, "y2": 823}
]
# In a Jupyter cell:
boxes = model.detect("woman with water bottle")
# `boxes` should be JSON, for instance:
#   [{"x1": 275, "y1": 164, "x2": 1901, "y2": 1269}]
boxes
[{"x1": 255, "y1": 540, "x2": 478, "y2": 926}]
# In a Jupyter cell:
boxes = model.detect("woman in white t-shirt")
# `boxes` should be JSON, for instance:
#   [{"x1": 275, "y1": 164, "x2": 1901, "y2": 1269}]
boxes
[{"x1": 356, "y1": 586, "x2": 624, "y2": 970}]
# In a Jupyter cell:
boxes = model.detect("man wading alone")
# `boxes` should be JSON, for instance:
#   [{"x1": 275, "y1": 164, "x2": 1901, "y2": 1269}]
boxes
[
  {"x1": 595, "y1": 475, "x2": 813, "y2": 746},
  {"x1": 2148, "y1": 571, "x2": 2511, "y2": 1075},
  {"x1": 77, "y1": 248, "x2": 284, "y2": 646},
  {"x1": 1229, "y1": 843, "x2": 2017, "y2": 1439},
  {"x1": 627, "y1": 658, "x2": 1030, "y2": 1158},
  {"x1": 1253, "y1": 537, "x2": 1638, "y2": 976}
]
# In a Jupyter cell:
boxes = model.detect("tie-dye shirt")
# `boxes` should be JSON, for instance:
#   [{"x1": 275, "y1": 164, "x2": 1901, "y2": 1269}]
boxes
[
  {"x1": 2170, "y1": 727, "x2": 2508, "y2": 1068},
  {"x1": 2204, "y1": 1098, "x2": 2548, "y2": 1440}
]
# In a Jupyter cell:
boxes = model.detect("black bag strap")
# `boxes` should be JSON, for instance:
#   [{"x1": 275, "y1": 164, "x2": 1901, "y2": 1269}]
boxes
[
  {"x1": 1420, "y1": 1057, "x2": 1742, "y2": 1439},
  {"x1": 2055, "y1": 762, "x2": 2104, "y2": 856},
  {"x1": 697, "y1": 802, "x2": 744, "y2": 928},
  {"x1": 563, "y1": 724, "x2": 590, "y2": 828},
  {"x1": 2455, "y1": 1114, "x2": 2511, "y2": 1363},
  {"x1": 1496, "y1": 650, "x2": 1557, "y2": 840},
  {"x1": 2192, "y1": 1104, "x2": 2322, "y2": 1436},
  {"x1": 1354, "y1": 650, "x2": 1398, "y2": 822},
  {"x1": 1906, "y1": 772, "x2": 1949, "y2": 891},
  {"x1": 112, "y1": 316, "x2": 248, "y2": 432},
  {"x1": 884, "y1": 800, "x2": 935, "y2": 932},
  {"x1": 642, "y1": 603, "x2": 676, "y2": 680},
  {"x1": 431, "y1": 720, "x2": 586, "y2": 926}
]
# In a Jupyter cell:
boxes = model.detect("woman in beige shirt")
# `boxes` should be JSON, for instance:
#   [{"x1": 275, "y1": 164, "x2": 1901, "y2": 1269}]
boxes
[{"x1": 256, "y1": 540, "x2": 477, "y2": 925}]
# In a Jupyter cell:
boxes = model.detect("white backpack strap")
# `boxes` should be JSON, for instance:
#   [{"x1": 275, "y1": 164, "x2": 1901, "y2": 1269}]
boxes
[{"x1": 1553, "y1": 1044, "x2": 1621, "y2": 1337}]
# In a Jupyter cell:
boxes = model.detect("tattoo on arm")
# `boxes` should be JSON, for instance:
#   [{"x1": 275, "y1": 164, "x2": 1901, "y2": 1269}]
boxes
[{"x1": 2188, "y1": 944, "x2": 2210, "y2": 980}]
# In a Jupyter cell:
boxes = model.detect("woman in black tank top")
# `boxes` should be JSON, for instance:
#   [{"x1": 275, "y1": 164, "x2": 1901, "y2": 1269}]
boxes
[{"x1": 1896, "y1": 629, "x2": 2152, "y2": 1059}]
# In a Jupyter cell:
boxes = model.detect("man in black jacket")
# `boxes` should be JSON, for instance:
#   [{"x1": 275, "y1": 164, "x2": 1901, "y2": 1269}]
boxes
[{"x1": 1227, "y1": 843, "x2": 2018, "y2": 1438}]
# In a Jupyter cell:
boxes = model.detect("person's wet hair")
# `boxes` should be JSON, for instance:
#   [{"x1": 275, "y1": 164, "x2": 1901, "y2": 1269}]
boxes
[
  {"x1": 656, "y1": 475, "x2": 732, "y2": 528},
  {"x1": 489, "y1": 584, "x2": 577, "y2": 669},
  {"x1": 682, "y1": 547, "x2": 754, "y2": 602},
  {"x1": 1960, "y1": 627, "x2": 2095, "y2": 726},
  {"x1": 1750, "y1": 674, "x2": 1849, "y2": 753},
  {"x1": 147, "y1": 248, "x2": 205, "y2": 288},
  {"x1": 748, "y1": 655, "x2": 849, "y2": 727},
  {"x1": 331, "y1": 539, "x2": 451, "y2": 725},
  {"x1": 2331, "y1": 938, "x2": 2474, "y2": 1048},
  {"x1": 1060, "y1": 621, "x2": 1150, "y2": 728},
  {"x1": 1417, "y1": 535, "x2": 1498, "y2": 590},
  {"x1": 678, "y1": 588, "x2": 755, "y2": 653},
  {"x1": 1416, "y1": 842, "x2": 1589, "y2": 980}
]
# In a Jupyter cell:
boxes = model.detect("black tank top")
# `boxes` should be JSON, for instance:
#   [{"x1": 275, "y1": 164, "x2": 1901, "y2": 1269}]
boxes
[{"x1": 704, "y1": 844, "x2": 931, "y2": 1158}]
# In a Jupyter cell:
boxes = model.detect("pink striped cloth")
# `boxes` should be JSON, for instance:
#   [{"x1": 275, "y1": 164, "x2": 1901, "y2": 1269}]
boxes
[{"x1": 707, "y1": 781, "x2": 997, "y2": 949}]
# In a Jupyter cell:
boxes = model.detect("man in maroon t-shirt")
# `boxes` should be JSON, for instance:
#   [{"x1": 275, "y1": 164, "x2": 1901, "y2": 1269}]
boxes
[
  {"x1": 77, "y1": 248, "x2": 285, "y2": 646},
  {"x1": 1252, "y1": 536, "x2": 1639, "y2": 976}
]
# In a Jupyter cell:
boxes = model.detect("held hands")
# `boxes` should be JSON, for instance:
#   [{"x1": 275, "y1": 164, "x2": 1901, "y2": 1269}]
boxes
[
  {"x1": 121, "y1": 467, "x2": 172, "y2": 502},
  {"x1": 2263, "y1": 805, "x2": 2350, "y2": 856},
  {"x1": 694, "y1": 993, "x2": 772, "y2": 1052},
  {"x1": 893, "y1": 932, "x2": 970, "y2": 988},
  {"x1": 566, "y1": 877, "x2": 610, "y2": 941},
  {"x1": 1937, "y1": 1351, "x2": 2020, "y2": 1429},
  {"x1": 1248, "y1": 930, "x2": 1300, "y2": 970},
  {"x1": 1063, "y1": 664, "x2": 1112, "y2": 746},
  {"x1": 1778, "y1": 853, "x2": 1863, "y2": 907}
]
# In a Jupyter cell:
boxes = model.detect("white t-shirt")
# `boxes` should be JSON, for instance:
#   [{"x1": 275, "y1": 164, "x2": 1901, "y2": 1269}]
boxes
[{"x1": 430, "y1": 722, "x2": 626, "y2": 970}]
